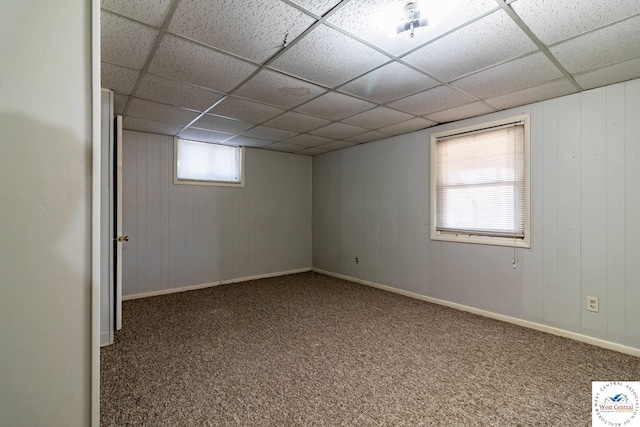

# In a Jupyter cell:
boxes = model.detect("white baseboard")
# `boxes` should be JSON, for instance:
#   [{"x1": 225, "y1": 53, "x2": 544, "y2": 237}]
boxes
[
  {"x1": 122, "y1": 268, "x2": 311, "y2": 301},
  {"x1": 122, "y1": 281, "x2": 221, "y2": 301},
  {"x1": 313, "y1": 268, "x2": 640, "y2": 358},
  {"x1": 220, "y1": 268, "x2": 311, "y2": 285}
]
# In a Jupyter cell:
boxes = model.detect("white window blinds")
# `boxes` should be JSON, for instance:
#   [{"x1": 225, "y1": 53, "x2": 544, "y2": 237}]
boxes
[
  {"x1": 435, "y1": 122, "x2": 525, "y2": 238},
  {"x1": 176, "y1": 139, "x2": 242, "y2": 184}
]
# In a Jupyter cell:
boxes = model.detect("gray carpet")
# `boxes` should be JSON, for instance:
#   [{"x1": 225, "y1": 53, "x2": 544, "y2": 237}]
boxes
[{"x1": 101, "y1": 272, "x2": 639, "y2": 426}]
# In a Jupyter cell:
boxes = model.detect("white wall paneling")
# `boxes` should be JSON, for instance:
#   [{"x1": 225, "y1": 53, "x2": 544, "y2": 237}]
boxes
[
  {"x1": 0, "y1": 0, "x2": 92, "y2": 424},
  {"x1": 312, "y1": 78, "x2": 640, "y2": 350},
  {"x1": 580, "y1": 87, "x2": 607, "y2": 339},
  {"x1": 521, "y1": 103, "x2": 544, "y2": 323},
  {"x1": 541, "y1": 99, "x2": 559, "y2": 326},
  {"x1": 121, "y1": 131, "x2": 311, "y2": 296},
  {"x1": 555, "y1": 93, "x2": 582, "y2": 333},
  {"x1": 605, "y1": 83, "x2": 627, "y2": 345},
  {"x1": 624, "y1": 79, "x2": 640, "y2": 349}
]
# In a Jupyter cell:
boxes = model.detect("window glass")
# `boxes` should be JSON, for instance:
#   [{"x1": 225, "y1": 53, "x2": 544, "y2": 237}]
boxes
[
  {"x1": 175, "y1": 138, "x2": 244, "y2": 187},
  {"x1": 430, "y1": 115, "x2": 530, "y2": 247}
]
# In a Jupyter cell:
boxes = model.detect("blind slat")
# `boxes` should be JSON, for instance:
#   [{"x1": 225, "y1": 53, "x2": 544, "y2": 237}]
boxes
[{"x1": 176, "y1": 139, "x2": 241, "y2": 183}]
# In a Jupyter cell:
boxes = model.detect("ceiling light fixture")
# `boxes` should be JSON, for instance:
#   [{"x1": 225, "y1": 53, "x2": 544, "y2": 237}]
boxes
[
  {"x1": 380, "y1": 1, "x2": 429, "y2": 39},
  {"x1": 396, "y1": 2, "x2": 428, "y2": 38}
]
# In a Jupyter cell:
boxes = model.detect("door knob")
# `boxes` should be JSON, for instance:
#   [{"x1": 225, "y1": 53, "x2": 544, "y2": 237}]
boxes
[{"x1": 115, "y1": 236, "x2": 129, "y2": 242}]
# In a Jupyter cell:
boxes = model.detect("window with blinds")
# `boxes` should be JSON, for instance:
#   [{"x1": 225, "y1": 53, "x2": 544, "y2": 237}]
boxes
[
  {"x1": 174, "y1": 138, "x2": 244, "y2": 187},
  {"x1": 430, "y1": 115, "x2": 530, "y2": 248}
]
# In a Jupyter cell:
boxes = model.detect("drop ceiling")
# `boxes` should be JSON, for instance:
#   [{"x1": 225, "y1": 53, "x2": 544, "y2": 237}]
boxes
[{"x1": 101, "y1": 0, "x2": 640, "y2": 156}]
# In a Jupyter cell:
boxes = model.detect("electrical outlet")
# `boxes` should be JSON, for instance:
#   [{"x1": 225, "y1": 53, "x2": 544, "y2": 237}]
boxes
[
  {"x1": 354, "y1": 257, "x2": 359, "y2": 264},
  {"x1": 587, "y1": 296, "x2": 599, "y2": 313}
]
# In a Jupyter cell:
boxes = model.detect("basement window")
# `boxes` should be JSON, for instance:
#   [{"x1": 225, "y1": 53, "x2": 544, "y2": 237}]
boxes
[
  {"x1": 430, "y1": 115, "x2": 530, "y2": 248},
  {"x1": 174, "y1": 138, "x2": 244, "y2": 187}
]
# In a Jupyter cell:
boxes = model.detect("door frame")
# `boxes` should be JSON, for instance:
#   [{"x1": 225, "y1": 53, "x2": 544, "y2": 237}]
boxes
[
  {"x1": 115, "y1": 115, "x2": 123, "y2": 331},
  {"x1": 100, "y1": 89, "x2": 115, "y2": 347},
  {"x1": 91, "y1": 0, "x2": 101, "y2": 424}
]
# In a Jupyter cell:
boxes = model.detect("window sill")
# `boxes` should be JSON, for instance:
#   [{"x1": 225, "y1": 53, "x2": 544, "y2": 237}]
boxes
[
  {"x1": 430, "y1": 232, "x2": 530, "y2": 248},
  {"x1": 173, "y1": 178, "x2": 245, "y2": 188}
]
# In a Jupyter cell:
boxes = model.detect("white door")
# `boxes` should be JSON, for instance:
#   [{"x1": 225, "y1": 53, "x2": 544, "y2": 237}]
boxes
[{"x1": 99, "y1": 101, "x2": 123, "y2": 345}]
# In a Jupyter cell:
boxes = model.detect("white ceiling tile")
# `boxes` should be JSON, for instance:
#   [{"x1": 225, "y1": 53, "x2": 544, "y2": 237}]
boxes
[
  {"x1": 574, "y1": 57, "x2": 640, "y2": 90},
  {"x1": 341, "y1": 107, "x2": 414, "y2": 129},
  {"x1": 136, "y1": 74, "x2": 224, "y2": 111},
  {"x1": 264, "y1": 112, "x2": 331, "y2": 133},
  {"x1": 113, "y1": 94, "x2": 129, "y2": 115},
  {"x1": 339, "y1": 62, "x2": 439, "y2": 103},
  {"x1": 424, "y1": 101, "x2": 496, "y2": 123},
  {"x1": 148, "y1": 35, "x2": 258, "y2": 92},
  {"x1": 282, "y1": 134, "x2": 336, "y2": 147},
  {"x1": 178, "y1": 128, "x2": 234, "y2": 143},
  {"x1": 101, "y1": 62, "x2": 140, "y2": 95},
  {"x1": 550, "y1": 16, "x2": 640, "y2": 75},
  {"x1": 388, "y1": 85, "x2": 476, "y2": 116},
  {"x1": 296, "y1": 146, "x2": 330, "y2": 156},
  {"x1": 101, "y1": 11, "x2": 158, "y2": 69},
  {"x1": 451, "y1": 52, "x2": 563, "y2": 99},
  {"x1": 127, "y1": 98, "x2": 200, "y2": 125},
  {"x1": 294, "y1": 92, "x2": 375, "y2": 120},
  {"x1": 234, "y1": 69, "x2": 326, "y2": 109},
  {"x1": 217, "y1": 141, "x2": 245, "y2": 148},
  {"x1": 101, "y1": 0, "x2": 173, "y2": 27},
  {"x1": 242, "y1": 125, "x2": 298, "y2": 141},
  {"x1": 327, "y1": 0, "x2": 498, "y2": 56},
  {"x1": 225, "y1": 135, "x2": 273, "y2": 147},
  {"x1": 101, "y1": 0, "x2": 640, "y2": 146},
  {"x1": 208, "y1": 96, "x2": 284, "y2": 123},
  {"x1": 191, "y1": 114, "x2": 254, "y2": 134},
  {"x1": 264, "y1": 142, "x2": 305, "y2": 153},
  {"x1": 309, "y1": 122, "x2": 368, "y2": 139},
  {"x1": 485, "y1": 79, "x2": 578, "y2": 110},
  {"x1": 316, "y1": 140, "x2": 359, "y2": 152},
  {"x1": 345, "y1": 131, "x2": 389, "y2": 143},
  {"x1": 270, "y1": 25, "x2": 389, "y2": 88},
  {"x1": 289, "y1": 0, "x2": 342, "y2": 16},
  {"x1": 378, "y1": 117, "x2": 435, "y2": 135},
  {"x1": 512, "y1": 0, "x2": 640, "y2": 45},
  {"x1": 169, "y1": 0, "x2": 314, "y2": 63},
  {"x1": 123, "y1": 117, "x2": 183, "y2": 135},
  {"x1": 403, "y1": 10, "x2": 537, "y2": 81}
]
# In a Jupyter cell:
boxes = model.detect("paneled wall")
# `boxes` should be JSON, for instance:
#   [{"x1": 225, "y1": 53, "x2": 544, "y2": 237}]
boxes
[
  {"x1": 122, "y1": 131, "x2": 311, "y2": 296},
  {"x1": 0, "y1": 0, "x2": 91, "y2": 424},
  {"x1": 313, "y1": 79, "x2": 640, "y2": 349}
]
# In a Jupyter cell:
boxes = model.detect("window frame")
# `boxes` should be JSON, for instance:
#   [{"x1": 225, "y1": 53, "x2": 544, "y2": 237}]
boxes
[
  {"x1": 173, "y1": 137, "x2": 245, "y2": 187},
  {"x1": 429, "y1": 114, "x2": 531, "y2": 248}
]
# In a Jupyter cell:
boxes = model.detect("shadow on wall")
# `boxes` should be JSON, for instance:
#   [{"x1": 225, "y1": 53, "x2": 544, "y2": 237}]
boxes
[{"x1": 0, "y1": 112, "x2": 91, "y2": 425}]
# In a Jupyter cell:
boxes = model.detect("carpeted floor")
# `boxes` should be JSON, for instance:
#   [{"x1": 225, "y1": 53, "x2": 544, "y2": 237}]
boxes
[{"x1": 101, "y1": 272, "x2": 639, "y2": 426}]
